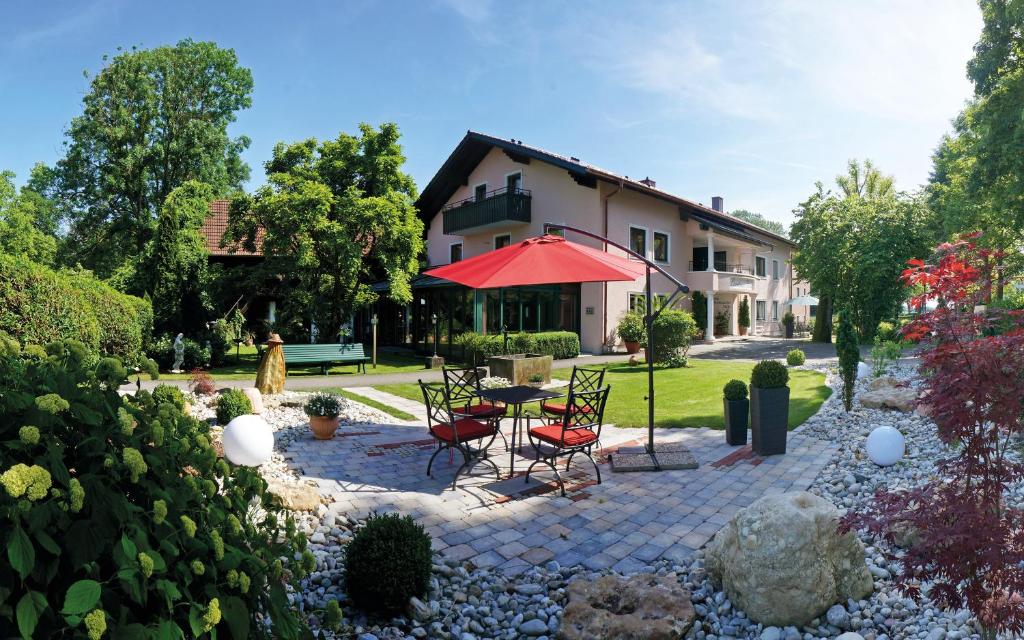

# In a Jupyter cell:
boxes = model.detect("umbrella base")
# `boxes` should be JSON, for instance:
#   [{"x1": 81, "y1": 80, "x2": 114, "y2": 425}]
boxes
[{"x1": 610, "y1": 442, "x2": 698, "y2": 473}]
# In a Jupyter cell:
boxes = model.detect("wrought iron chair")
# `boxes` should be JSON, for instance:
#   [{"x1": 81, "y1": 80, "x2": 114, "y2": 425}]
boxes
[
  {"x1": 525, "y1": 385, "x2": 610, "y2": 497},
  {"x1": 419, "y1": 381, "x2": 501, "y2": 491},
  {"x1": 540, "y1": 365, "x2": 606, "y2": 420},
  {"x1": 442, "y1": 365, "x2": 509, "y2": 450}
]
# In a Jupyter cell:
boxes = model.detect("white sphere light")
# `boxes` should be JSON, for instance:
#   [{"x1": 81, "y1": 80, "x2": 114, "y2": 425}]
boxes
[
  {"x1": 222, "y1": 415, "x2": 274, "y2": 467},
  {"x1": 857, "y1": 361, "x2": 871, "y2": 379},
  {"x1": 865, "y1": 425, "x2": 905, "y2": 467}
]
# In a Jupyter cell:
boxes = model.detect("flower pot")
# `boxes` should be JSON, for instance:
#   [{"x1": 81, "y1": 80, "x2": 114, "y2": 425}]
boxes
[
  {"x1": 738, "y1": 326, "x2": 748, "y2": 336},
  {"x1": 723, "y1": 398, "x2": 749, "y2": 445},
  {"x1": 309, "y1": 415, "x2": 340, "y2": 440},
  {"x1": 624, "y1": 341, "x2": 641, "y2": 354},
  {"x1": 750, "y1": 386, "x2": 789, "y2": 455}
]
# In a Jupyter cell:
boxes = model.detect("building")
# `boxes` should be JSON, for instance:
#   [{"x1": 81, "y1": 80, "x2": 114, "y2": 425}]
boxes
[{"x1": 394, "y1": 131, "x2": 806, "y2": 355}]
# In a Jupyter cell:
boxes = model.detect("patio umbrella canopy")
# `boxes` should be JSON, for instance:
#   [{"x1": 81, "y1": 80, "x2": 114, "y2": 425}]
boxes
[
  {"x1": 423, "y1": 234, "x2": 646, "y2": 287},
  {"x1": 786, "y1": 295, "x2": 819, "y2": 306}
]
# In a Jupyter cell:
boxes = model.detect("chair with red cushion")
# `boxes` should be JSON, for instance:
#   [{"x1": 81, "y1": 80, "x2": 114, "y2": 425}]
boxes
[
  {"x1": 420, "y1": 381, "x2": 501, "y2": 491},
  {"x1": 525, "y1": 385, "x2": 610, "y2": 496},
  {"x1": 443, "y1": 365, "x2": 508, "y2": 449},
  {"x1": 540, "y1": 366, "x2": 605, "y2": 419}
]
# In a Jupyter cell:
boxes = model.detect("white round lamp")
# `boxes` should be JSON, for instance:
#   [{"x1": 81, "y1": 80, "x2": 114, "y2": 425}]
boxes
[
  {"x1": 865, "y1": 425, "x2": 905, "y2": 466},
  {"x1": 222, "y1": 415, "x2": 274, "y2": 466},
  {"x1": 857, "y1": 361, "x2": 871, "y2": 379}
]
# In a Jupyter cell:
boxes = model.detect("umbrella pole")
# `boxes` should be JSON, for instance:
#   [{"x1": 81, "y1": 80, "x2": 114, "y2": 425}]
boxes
[{"x1": 644, "y1": 266, "x2": 659, "y2": 470}]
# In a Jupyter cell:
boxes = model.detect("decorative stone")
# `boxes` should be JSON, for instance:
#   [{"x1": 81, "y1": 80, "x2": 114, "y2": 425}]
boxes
[
  {"x1": 558, "y1": 572, "x2": 695, "y2": 639},
  {"x1": 221, "y1": 415, "x2": 273, "y2": 466},
  {"x1": 865, "y1": 425, "x2": 905, "y2": 466},
  {"x1": 242, "y1": 387, "x2": 264, "y2": 414},
  {"x1": 705, "y1": 491, "x2": 873, "y2": 627},
  {"x1": 265, "y1": 479, "x2": 322, "y2": 511},
  {"x1": 256, "y1": 333, "x2": 286, "y2": 395},
  {"x1": 859, "y1": 377, "x2": 917, "y2": 412}
]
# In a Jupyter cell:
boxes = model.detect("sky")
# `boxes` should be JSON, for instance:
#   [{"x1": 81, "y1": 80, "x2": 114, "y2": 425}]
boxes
[{"x1": 0, "y1": 0, "x2": 983, "y2": 226}]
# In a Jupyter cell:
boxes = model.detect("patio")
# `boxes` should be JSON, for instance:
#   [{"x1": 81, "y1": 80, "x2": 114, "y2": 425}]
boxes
[{"x1": 281, "y1": 415, "x2": 836, "y2": 576}]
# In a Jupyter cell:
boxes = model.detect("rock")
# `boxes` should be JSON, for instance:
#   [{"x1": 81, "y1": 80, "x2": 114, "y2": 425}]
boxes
[
  {"x1": 408, "y1": 596, "x2": 432, "y2": 622},
  {"x1": 827, "y1": 604, "x2": 850, "y2": 628},
  {"x1": 243, "y1": 387, "x2": 264, "y2": 414},
  {"x1": 859, "y1": 378, "x2": 917, "y2": 412},
  {"x1": 520, "y1": 618, "x2": 548, "y2": 636},
  {"x1": 265, "y1": 479, "x2": 322, "y2": 511},
  {"x1": 558, "y1": 573, "x2": 695, "y2": 640},
  {"x1": 761, "y1": 627, "x2": 782, "y2": 640},
  {"x1": 705, "y1": 491, "x2": 873, "y2": 627},
  {"x1": 836, "y1": 634, "x2": 865, "y2": 640}
]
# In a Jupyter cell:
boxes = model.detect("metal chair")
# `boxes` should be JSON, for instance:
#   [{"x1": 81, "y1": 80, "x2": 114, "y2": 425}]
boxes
[
  {"x1": 419, "y1": 381, "x2": 501, "y2": 491},
  {"x1": 442, "y1": 365, "x2": 509, "y2": 450},
  {"x1": 525, "y1": 385, "x2": 610, "y2": 497},
  {"x1": 540, "y1": 365, "x2": 606, "y2": 419}
]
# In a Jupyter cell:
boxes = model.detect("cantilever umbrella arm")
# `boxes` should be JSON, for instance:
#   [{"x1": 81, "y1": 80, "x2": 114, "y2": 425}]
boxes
[{"x1": 544, "y1": 224, "x2": 691, "y2": 468}]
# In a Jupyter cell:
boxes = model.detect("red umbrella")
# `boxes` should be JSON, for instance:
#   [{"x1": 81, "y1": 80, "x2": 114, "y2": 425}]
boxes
[{"x1": 423, "y1": 234, "x2": 645, "y2": 287}]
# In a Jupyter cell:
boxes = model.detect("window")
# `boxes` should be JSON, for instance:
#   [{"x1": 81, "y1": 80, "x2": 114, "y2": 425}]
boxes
[
  {"x1": 772, "y1": 259, "x2": 780, "y2": 279},
  {"x1": 755, "y1": 256, "x2": 766, "y2": 277},
  {"x1": 506, "y1": 172, "x2": 522, "y2": 193},
  {"x1": 450, "y1": 243, "x2": 463, "y2": 263},
  {"x1": 545, "y1": 224, "x2": 564, "y2": 237},
  {"x1": 629, "y1": 293, "x2": 646, "y2": 313},
  {"x1": 629, "y1": 226, "x2": 647, "y2": 257},
  {"x1": 653, "y1": 231, "x2": 669, "y2": 263},
  {"x1": 756, "y1": 300, "x2": 766, "y2": 321},
  {"x1": 494, "y1": 234, "x2": 511, "y2": 249},
  {"x1": 772, "y1": 301, "x2": 779, "y2": 321},
  {"x1": 474, "y1": 183, "x2": 487, "y2": 202}
]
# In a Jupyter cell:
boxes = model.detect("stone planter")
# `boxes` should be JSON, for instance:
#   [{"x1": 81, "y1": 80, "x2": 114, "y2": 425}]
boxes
[
  {"x1": 488, "y1": 353, "x2": 553, "y2": 386},
  {"x1": 624, "y1": 341, "x2": 641, "y2": 354},
  {"x1": 723, "y1": 398, "x2": 749, "y2": 446},
  {"x1": 309, "y1": 415, "x2": 340, "y2": 440},
  {"x1": 750, "y1": 386, "x2": 789, "y2": 456}
]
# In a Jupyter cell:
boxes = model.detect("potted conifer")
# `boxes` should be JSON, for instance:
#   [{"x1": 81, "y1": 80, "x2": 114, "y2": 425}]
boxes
[
  {"x1": 305, "y1": 392, "x2": 342, "y2": 440},
  {"x1": 783, "y1": 311, "x2": 795, "y2": 339},
  {"x1": 750, "y1": 359, "x2": 790, "y2": 455},
  {"x1": 738, "y1": 296, "x2": 750, "y2": 336},
  {"x1": 723, "y1": 379, "x2": 749, "y2": 446}
]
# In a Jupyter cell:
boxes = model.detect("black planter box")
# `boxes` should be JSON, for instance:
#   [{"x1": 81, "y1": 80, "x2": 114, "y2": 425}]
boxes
[
  {"x1": 750, "y1": 386, "x2": 790, "y2": 455},
  {"x1": 784, "y1": 324, "x2": 794, "y2": 339},
  {"x1": 723, "y1": 398, "x2": 749, "y2": 446}
]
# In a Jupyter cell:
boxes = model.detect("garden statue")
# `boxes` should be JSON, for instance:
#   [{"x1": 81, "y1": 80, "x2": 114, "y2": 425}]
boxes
[
  {"x1": 171, "y1": 333, "x2": 185, "y2": 372},
  {"x1": 256, "y1": 333, "x2": 286, "y2": 395}
]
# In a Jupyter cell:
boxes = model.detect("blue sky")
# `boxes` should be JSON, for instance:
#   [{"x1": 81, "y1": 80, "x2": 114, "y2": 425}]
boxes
[{"x1": 1, "y1": 0, "x2": 981, "y2": 225}]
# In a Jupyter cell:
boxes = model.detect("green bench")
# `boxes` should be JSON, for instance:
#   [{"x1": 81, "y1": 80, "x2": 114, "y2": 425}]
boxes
[{"x1": 281, "y1": 343, "x2": 369, "y2": 375}]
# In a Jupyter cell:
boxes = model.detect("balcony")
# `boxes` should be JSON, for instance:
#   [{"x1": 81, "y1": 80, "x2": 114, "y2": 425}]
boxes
[
  {"x1": 687, "y1": 261, "x2": 754, "y2": 275},
  {"x1": 442, "y1": 187, "x2": 532, "y2": 235},
  {"x1": 686, "y1": 262, "x2": 757, "y2": 293}
]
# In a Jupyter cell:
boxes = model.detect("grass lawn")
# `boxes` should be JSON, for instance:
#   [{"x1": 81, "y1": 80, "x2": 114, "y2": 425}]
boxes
[
  {"x1": 158, "y1": 345, "x2": 426, "y2": 380},
  {"x1": 374, "y1": 360, "x2": 831, "y2": 430},
  {"x1": 313, "y1": 388, "x2": 418, "y2": 422}
]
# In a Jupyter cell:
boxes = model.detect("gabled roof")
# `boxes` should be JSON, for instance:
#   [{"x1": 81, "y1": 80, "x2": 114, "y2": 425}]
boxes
[
  {"x1": 201, "y1": 200, "x2": 263, "y2": 257},
  {"x1": 414, "y1": 131, "x2": 793, "y2": 247}
]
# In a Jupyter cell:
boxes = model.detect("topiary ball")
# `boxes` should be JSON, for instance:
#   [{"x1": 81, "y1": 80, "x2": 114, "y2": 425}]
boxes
[
  {"x1": 216, "y1": 388, "x2": 252, "y2": 425},
  {"x1": 345, "y1": 513, "x2": 432, "y2": 614},
  {"x1": 750, "y1": 359, "x2": 789, "y2": 389},
  {"x1": 786, "y1": 349, "x2": 806, "y2": 366},
  {"x1": 152, "y1": 384, "x2": 187, "y2": 410},
  {"x1": 723, "y1": 379, "x2": 748, "y2": 401}
]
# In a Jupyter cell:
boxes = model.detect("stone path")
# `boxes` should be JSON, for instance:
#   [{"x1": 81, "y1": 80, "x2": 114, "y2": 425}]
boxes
[
  {"x1": 345, "y1": 386, "x2": 427, "y2": 422},
  {"x1": 282, "y1": 414, "x2": 836, "y2": 576}
]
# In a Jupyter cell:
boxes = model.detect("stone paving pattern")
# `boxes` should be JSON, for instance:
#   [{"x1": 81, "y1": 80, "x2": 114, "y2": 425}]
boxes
[{"x1": 283, "y1": 404, "x2": 836, "y2": 576}]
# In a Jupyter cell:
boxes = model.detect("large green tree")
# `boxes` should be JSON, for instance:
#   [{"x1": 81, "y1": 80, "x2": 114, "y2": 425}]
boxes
[
  {"x1": 729, "y1": 209, "x2": 787, "y2": 237},
  {"x1": 38, "y1": 40, "x2": 253, "y2": 277},
  {"x1": 0, "y1": 170, "x2": 58, "y2": 265},
  {"x1": 224, "y1": 123, "x2": 424, "y2": 341}
]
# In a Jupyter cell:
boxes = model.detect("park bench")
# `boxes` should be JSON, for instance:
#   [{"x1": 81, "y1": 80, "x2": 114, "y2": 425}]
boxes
[{"x1": 281, "y1": 343, "x2": 369, "y2": 375}]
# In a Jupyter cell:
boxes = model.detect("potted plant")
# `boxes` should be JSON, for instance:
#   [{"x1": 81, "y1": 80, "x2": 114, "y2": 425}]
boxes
[
  {"x1": 750, "y1": 360, "x2": 790, "y2": 456},
  {"x1": 738, "y1": 296, "x2": 750, "y2": 336},
  {"x1": 304, "y1": 392, "x2": 343, "y2": 440},
  {"x1": 783, "y1": 311, "x2": 795, "y2": 339},
  {"x1": 527, "y1": 373, "x2": 545, "y2": 388},
  {"x1": 714, "y1": 311, "x2": 729, "y2": 337},
  {"x1": 722, "y1": 379, "x2": 749, "y2": 446},
  {"x1": 617, "y1": 311, "x2": 646, "y2": 354}
]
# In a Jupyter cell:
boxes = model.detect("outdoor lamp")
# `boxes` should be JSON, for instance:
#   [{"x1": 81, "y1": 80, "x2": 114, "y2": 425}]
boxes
[
  {"x1": 371, "y1": 314, "x2": 378, "y2": 326},
  {"x1": 865, "y1": 425, "x2": 905, "y2": 466},
  {"x1": 222, "y1": 414, "x2": 274, "y2": 466}
]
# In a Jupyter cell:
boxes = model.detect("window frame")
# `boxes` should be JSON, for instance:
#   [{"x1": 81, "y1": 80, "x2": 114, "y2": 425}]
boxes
[
  {"x1": 755, "y1": 255, "x2": 767, "y2": 278},
  {"x1": 473, "y1": 182, "x2": 488, "y2": 202},
  {"x1": 504, "y1": 171, "x2": 523, "y2": 193},
  {"x1": 652, "y1": 229, "x2": 671, "y2": 264},
  {"x1": 755, "y1": 300, "x2": 767, "y2": 321},
  {"x1": 772, "y1": 259, "x2": 780, "y2": 280},
  {"x1": 493, "y1": 233, "x2": 512, "y2": 250},
  {"x1": 772, "y1": 301, "x2": 779, "y2": 321},
  {"x1": 449, "y1": 242, "x2": 463, "y2": 264},
  {"x1": 628, "y1": 225, "x2": 648, "y2": 260}
]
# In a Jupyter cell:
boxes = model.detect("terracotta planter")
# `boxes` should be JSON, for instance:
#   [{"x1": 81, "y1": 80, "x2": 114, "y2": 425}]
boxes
[
  {"x1": 624, "y1": 341, "x2": 641, "y2": 354},
  {"x1": 309, "y1": 415, "x2": 340, "y2": 440},
  {"x1": 738, "y1": 326, "x2": 748, "y2": 336}
]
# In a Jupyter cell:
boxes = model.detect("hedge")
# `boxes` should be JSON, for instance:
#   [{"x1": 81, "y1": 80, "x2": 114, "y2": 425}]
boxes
[
  {"x1": 455, "y1": 331, "x2": 581, "y2": 365},
  {"x1": 0, "y1": 255, "x2": 151, "y2": 365}
]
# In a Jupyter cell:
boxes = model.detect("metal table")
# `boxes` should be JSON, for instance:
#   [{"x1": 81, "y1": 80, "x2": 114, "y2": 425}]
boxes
[{"x1": 478, "y1": 385, "x2": 563, "y2": 478}]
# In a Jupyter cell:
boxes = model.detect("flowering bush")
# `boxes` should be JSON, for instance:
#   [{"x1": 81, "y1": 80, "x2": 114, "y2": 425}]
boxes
[
  {"x1": 479, "y1": 376, "x2": 512, "y2": 390},
  {"x1": 0, "y1": 335, "x2": 311, "y2": 638},
  {"x1": 843, "y1": 238, "x2": 1024, "y2": 637},
  {"x1": 303, "y1": 392, "x2": 342, "y2": 418}
]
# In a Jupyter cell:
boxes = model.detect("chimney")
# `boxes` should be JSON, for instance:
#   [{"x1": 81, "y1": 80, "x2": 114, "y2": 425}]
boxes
[
  {"x1": 639, "y1": 176, "x2": 656, "y2": 188},
  {"x1": 711, "y1": 196, "x2": 724, "y2": 212}
]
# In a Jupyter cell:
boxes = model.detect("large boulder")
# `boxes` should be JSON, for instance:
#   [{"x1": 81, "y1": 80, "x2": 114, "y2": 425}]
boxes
[
  {"x1": 559, "y1": 573, "x2": 695, "y2": 640},
  {"x1": 265, "y1": 479, "x2": 322, "y2": 512},
  {"x1": 705, "y1": 491, "x2": 872, "y2": 627},
  {"x1": 859, "y1": 377, "x2": 917, "y2": 412}
]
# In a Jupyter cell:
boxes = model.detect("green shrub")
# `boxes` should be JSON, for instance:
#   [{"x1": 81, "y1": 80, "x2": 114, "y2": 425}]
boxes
[
  {"x1": 836, "y1": 312, "x2": 860, "y2": 411},
  {"x1": 616, "y1": 312, "x2": 647, "y2": 344},
  {"x1": 870, "y1": 338, "x2": 902, "y2": 376},
  {"x1": 876, "y1": 321, "x2": 897, "y2": 342},
  {"x1": 723, "y1": 379, "x2": 748, "y2": 400},
  {"x1": 786, "y1": 349, "x2": 806, "y2": 366},
  {"x1": 738, "y1": 296, "x2": 750, "y2": 329},
  {"x1": 531, "y1": 331, "x2": 581, "y2": 360},
  {"x1": 651, "y1": 309, "x2": 698, "y2": 364},
  {"x1": 691, "y1": 292, "x2": 708, "y2": 335},
  {"x1": 455, "y1": 331, "x2": 580, "y2": 365},
  {"x1": 304, "y1": 392, "x2": 341, "y2": 418},
  {"x1": 750, "y1": 360, "x2": 789, "y2": 388},
  {"x1": 151, "y1": 334, "x2": 211, "y2": 371},
  {"x1": 782, "y1": 311, "x2": 795, "y2": 327},
  {"x1": 0, "y1": 336, "x2": 310, "y2": 638},
  {"x1": 345, "y1": 513, "x2": 431, "y2": 614},
  {"x1": 152, "y1": 384, "x2": 187, "y2": 410},
  {"x1": 216, "y1": 389, "x2": 252, "y2": 424}
]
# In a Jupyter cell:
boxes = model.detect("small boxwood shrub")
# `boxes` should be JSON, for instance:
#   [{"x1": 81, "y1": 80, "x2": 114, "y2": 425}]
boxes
[
  {"x1": 345, "y1": 513, "x2": 431, "y2": 614},
  {"x1": 786, "y1": 349, "x2": 806, "y2": 366},
  {"x1": 152, "y1": 384, "x2": 187, "y2": 410},
  {"x1": 750, "y1": 360, "x2": 789, "y2": 389},
  {"x1": 651, "y1": 309, "x2": 698, "y2": 364},
  {"x1": 216, "y1": 389, "x2": 252, "y2": 424},
  {"x1": 723, "y1": 379, "x2": 748, "y2": 401}
]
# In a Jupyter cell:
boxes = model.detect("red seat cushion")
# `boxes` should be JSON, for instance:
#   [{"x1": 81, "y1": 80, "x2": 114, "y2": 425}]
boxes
[
  {"x1": 458, "y1": 403, "x2": 506, "y2": 418},
  {"x1": 431, "y1": 418, "x2": 496, "y2": 443},
  {"x1": 529, "y1": 424, "x2": 598, "y2": 447},
  {"x1": 540, "y1": 402, "x2": 592, "y2": 415}
]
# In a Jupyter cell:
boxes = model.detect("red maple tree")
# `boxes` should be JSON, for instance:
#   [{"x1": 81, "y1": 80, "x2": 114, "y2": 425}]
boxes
[{"x1": 844, "y1": 237, "x2": 1024, "y2": 638}]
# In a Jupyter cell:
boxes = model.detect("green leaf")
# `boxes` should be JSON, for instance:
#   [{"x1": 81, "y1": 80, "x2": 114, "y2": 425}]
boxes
[
  {"x1": 16, "y1": 591, "x2": 47, "y2": 640},
  {"x1": 35, "y1": 530, "x2": 61, "y2": 556},
  {"x1": 61, "y1": 579, "x2": 101, "y2": 615},
  {"x1": 155, "y1": 621, "x2": 184, "y2": 640},
  {"x1": 8, "y1": 527, "x2": 34, "y2": 580},
  {"x1": 188, "y1": 605, "x2": 204, "y2": 638},
  {"x1": 111, "y1": 623, "x2": 147, "y2": 640},
  {"x1": 220, "y1": 596, "x2": 250, "y2": 640}
]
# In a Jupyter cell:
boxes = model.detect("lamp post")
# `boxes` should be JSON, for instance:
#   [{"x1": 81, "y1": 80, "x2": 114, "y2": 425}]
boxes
[
  {"x1": 431, "y1": 313, "x2": 438, "y2": 358},
  {"x1": 370, "y1": 314, "x2": 378, "y2": 368}
]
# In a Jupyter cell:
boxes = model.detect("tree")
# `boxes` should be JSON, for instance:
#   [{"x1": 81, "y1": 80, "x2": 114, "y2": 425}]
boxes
[
  {"x1": 729, "y1": 209, "x2": 787, "y2": 237},
  {"x1": 224, "y1": 123, "x2": 424, "y2": 341},
  {"x1": 738, "y1": 295, "x2": 750, "y2": 330},
  {"x1": 38, "y1": 40, "x2": 253, "y2": 277},
  {"x1": 835, "y1": 159, "x2": 894, "y2": 200},
  {"x1": 835, "y1": 311, "x2": 859, "y2": 411},
  {"x1": 0, "y1": 170, "x2": 58, "y2": 265}
]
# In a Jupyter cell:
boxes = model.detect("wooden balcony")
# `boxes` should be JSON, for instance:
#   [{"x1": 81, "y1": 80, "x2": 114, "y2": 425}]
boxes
[{"x1": 442, "y1": 187, "x2": 532, "y2": 235}]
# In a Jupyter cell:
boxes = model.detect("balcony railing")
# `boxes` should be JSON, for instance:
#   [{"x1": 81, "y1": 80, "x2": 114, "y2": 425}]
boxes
[
  {"x1": 442, "y1": 187, "x2": 532, "y2": 235},
  {"x1": 687, "y1": 261, "x2": 754, "y2": 275}
]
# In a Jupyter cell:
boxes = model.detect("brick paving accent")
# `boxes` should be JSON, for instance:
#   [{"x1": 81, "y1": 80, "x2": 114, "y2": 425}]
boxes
[{"x1": 284, "y1": 414, "x2": 836, "y2": 576}]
